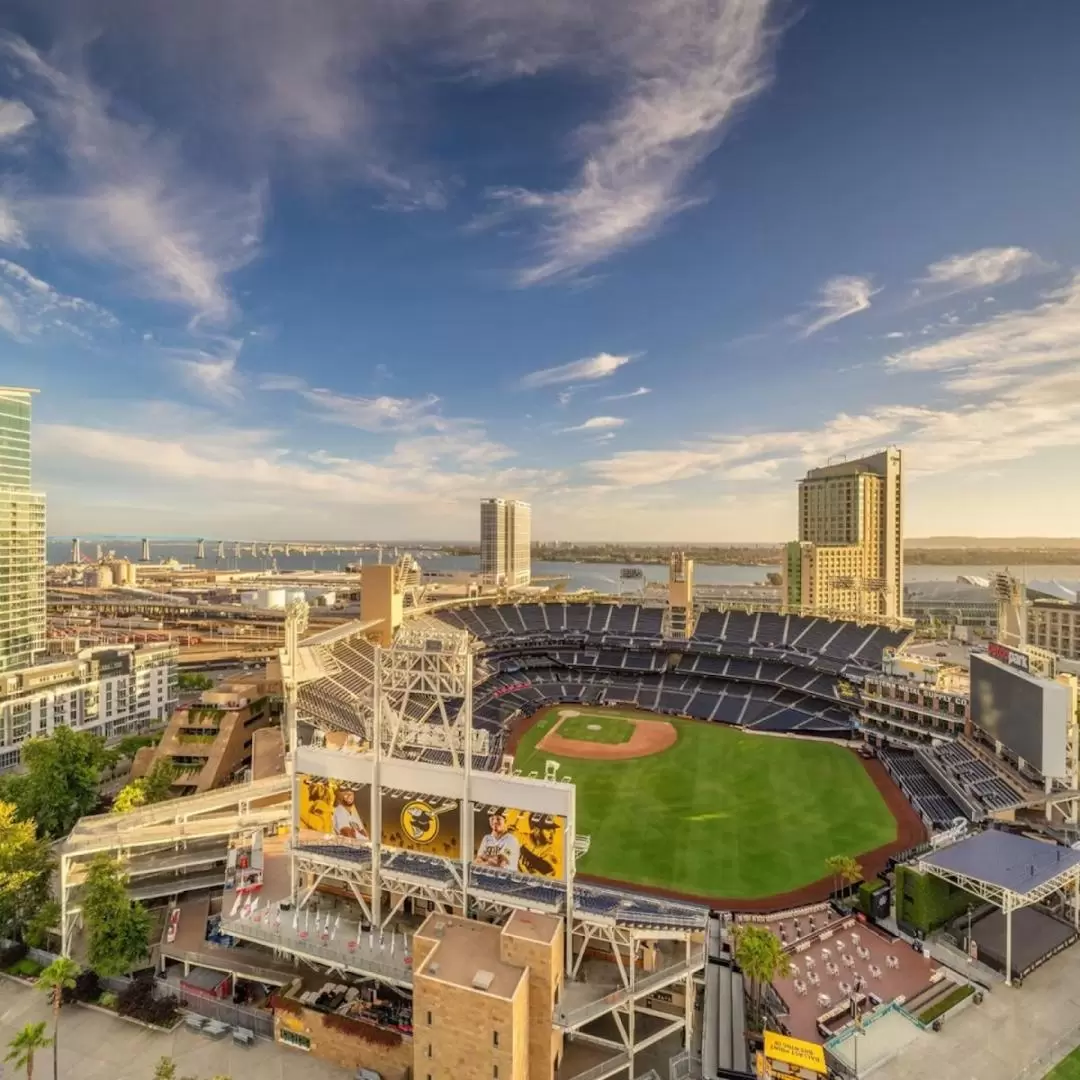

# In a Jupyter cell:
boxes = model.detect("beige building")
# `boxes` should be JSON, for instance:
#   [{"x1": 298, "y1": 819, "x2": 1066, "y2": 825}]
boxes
[
  {"x1": 412, "y1": 909, "x2": 563, "y2": 1080},
  {"x1": 480, "y1": 499, "x2": 532, "y2": 587},
  {"x1": 784, "y1": 448, "x2": 904, "y2": 619},
  {"x1": 138, "y1": 672, "x2": 278, "y2": 793},
  {"x1": 1030, "y1": 600, "x2": 1080, "y2": 661}
]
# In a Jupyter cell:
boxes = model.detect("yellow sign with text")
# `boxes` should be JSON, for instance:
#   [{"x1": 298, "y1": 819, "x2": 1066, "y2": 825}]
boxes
[{"x1": 763, "y1": 1031, "x2": 827, "y2": 1075}]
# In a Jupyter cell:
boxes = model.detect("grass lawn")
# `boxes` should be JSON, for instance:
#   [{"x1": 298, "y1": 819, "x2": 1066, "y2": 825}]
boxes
[
  {"x1": 556, "y1": 713, "x2": 635, "y2": 745},
  {"x1": 515, "y1": 706, "x2": 898, "y2": 899},
  {"x1": 1045, "y1": 1045, "x2": 1080, "y2": 1079}
]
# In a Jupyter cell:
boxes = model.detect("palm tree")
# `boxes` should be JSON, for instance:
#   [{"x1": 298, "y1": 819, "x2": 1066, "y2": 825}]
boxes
[
  {"x1": 37, "y1": 956, "x2": 81, "y2": 1080},
  {"x1": 825, "y1": 854, "x2": 863, "y2": 896},
  {"x1": 732, "y1": 924, "x2": 792, "y2": 1031},
  {"x1": 5, "y1": 1021, "x2": 52, "y2": 1079}
]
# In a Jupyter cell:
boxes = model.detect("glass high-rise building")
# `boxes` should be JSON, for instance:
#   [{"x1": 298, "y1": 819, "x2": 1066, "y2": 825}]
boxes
[
  {"x1": 0, "y1": 388, "x2": 46, "y2": 673},
  {"x1": 479, "y1": 498, "x2": 531, "y2": 587}
]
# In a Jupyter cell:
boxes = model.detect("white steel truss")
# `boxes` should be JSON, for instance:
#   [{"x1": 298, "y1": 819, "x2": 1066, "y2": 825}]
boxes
[{"x1": 916, "y1": 852, "x2": 1080, "y2": 985}]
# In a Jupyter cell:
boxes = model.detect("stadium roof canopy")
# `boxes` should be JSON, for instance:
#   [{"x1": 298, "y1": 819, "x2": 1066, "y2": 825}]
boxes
[
  {"x1": 1027, "y1": 580, "x2": 1080, "y2": 603},
  {"x1": 917, "y1": 829, "x2": 1080, "y2": 984}
]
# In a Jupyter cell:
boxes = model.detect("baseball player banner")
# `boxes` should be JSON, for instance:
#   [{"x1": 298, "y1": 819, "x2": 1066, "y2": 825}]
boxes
[{"x1": 298, "y1": 775, "x2": 565, "y2": 879}]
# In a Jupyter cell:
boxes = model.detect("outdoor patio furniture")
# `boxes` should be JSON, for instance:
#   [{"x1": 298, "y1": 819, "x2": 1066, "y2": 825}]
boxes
[
  {"x1": 817, "y1": 993, "x2": 831, "y2": 1008},
  {"x1": 886, "y1": 955, "x2": 899, "y2": 969},
  {"x1": 232, "y1": 1027, "x2": 255, "y2": 1046},
  {"x1": 838, "y1": 981, "x2": 852, "y2": 995},
  {"x1": 203, "y1": 1020, "x2": 230, "y2": 1038},
  {"x1": 820, "y1": 947, "x2": 831, "y2": 960},
  {"x1": 183, "y1": 1015, "x2": 205, "y2": 1032},
  {"x1": 842, "y1": 953, "x2": 855, "y2": 967}
]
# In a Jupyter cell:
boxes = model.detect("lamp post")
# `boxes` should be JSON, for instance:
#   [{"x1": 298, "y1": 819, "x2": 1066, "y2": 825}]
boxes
[{"x1": 967, "y1": 904, "x2": 973, "y2": 963}]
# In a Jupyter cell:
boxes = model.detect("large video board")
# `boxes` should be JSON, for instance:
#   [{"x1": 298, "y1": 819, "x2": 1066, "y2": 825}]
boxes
[{"x1": 970, "y1": 653, "x2": 1070, "y2": 778}]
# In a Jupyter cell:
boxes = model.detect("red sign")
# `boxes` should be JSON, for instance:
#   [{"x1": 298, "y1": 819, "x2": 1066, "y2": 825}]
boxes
[{"x1": 987, "y1": 641, "x2": 1030, "y2": 674}]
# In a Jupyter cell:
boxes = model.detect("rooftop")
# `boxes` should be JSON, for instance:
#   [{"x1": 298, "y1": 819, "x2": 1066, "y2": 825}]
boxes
[
  {"x1": 921, "y1": 829, "x2": 1080, "y2": 895},
  {"x1": 503, "y1": 908, "x2": 561, "y2": 945},
  {"x1": 414, "y1": 914, "x2": 525, "y2": 1001}
]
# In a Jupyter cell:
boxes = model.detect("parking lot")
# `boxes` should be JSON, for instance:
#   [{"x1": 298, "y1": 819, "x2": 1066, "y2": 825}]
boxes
[{"x1": 0, "y1": 979, "x2": 352, "y2": 1080}]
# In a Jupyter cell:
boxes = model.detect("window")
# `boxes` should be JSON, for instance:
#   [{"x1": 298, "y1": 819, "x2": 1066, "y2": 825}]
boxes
[
  {"x1": 427, "y1": 1045, "x2": 432, "y2": 1058},
  {"x1": 493, "y1": 1031, "x2": 499, "y2": 1048},
  {"x1": 494, "y1": 1068, "x2": 499, "y2": 1079},
  {"x1": 427, "y1": 1011, "x2": 432, "y2": 1025}
]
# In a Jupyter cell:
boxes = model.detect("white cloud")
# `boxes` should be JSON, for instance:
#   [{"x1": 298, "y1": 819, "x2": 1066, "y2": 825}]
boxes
[
  {"x1": 884, "y1": 331, "x2": 905, "y2": 340},
  {"x1": 561, "y1": 416, "x2": 626, "y2": 432},
  {"x1": 556, "y1": 389, "x2": 575, "y2": 407},
  {"x1": 887, "y1": 273, "x2": 1080, "y2": 378},
  {"x1": 601, "y1": 386, "x2": 652, "y2": 401},
  {"x1": 1, "y1": 35, "x2": 263, "y2": 324},
  {"x1": 33, "y1": 400, "x2": 561, "y2": 530},
  {"x1": 258, "y1": 373, "x2": 308, "y2": 392},
  {"x1": 476, "y1": 0, "x2": 776, "y2": 284},
  {"x1": 521, "y1": 352, "x2": 631, "y2": 388},
  {"x1": 0, "y1": 197, "x2": 26, "y2": 248},
  {"x1": 921, "y1": 246, "x2": 1046, "y2": 292},
  {"x1": 800, "y1": 275, "x2": 875, "y2": 337},
  {"x1": 301, "y1": 389, "x2": 446, "y2": 432},
  {"x1": 172, "y1": 338, "x2": 245, "y2": 401},
  {"x1": 0, "y1": 99, "x2": 34, "y2": 140},
  {"x1": 0, "y1": 257, "x2": 118, "y2": 340}
]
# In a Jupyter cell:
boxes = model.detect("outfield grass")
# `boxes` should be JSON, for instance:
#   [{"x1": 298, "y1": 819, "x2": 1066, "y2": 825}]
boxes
[
  {"x1": 1045, "y1": 1045, "x2": 1080, "y2": 1079},
  {"x1": 556, "y1": 713, "x2": 635, "y2": 745},
  {"x1": 515, "y1": 707, "x2": 898, "y2": 900}
]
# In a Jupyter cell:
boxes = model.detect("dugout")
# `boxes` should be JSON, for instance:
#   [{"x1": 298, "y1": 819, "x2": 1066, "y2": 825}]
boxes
[{"x1": 917, "y1": 830, "x2": 1080, "y2": 986}]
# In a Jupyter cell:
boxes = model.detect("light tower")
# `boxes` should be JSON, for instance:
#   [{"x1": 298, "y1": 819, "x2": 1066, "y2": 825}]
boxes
[
  {"x1": 140, "y1": 538, "x2": 151, "y2": 561},
  {"x1": 216, "y1": 540, "x2": 225, "y2": 560},
  {"x1": 992, "y1": 571, "x2": 1027, "y2": 649},
  {"x1": 71, "y1": 537, "x2": 81, "y2": 564},
  {"x1": 196, "y1": 539, "x2": 205, "y2": 560}
]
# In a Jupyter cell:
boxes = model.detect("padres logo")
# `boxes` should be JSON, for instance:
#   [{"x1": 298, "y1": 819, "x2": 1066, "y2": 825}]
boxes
[{"x1": 401, "y1": 800, "x2": 439, "y2": 844}]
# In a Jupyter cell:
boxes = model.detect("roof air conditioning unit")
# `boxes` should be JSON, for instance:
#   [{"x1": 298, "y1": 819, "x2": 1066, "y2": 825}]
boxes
[{"x1": 472, "y1": 970, "x2": 495, "y2": 991}]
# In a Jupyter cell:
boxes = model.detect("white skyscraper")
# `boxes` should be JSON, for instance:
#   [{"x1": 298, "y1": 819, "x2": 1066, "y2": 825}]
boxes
[
  {"x1": 0, "y1": 388, "x2": 46, "y2": 673},
  {"x1": 479, "y1": 498, "x2": 532, "y2": 586}
]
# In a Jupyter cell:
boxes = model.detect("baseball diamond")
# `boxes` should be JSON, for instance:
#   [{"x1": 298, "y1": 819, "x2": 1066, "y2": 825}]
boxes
[{"x1": 512, "y1": 705, "x2": 911, "y2": 905}]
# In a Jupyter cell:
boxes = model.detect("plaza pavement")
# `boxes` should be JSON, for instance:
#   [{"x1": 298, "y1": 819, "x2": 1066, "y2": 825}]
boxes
[
  {"x1": 0, "y1": 979, "x2": 352, "y2": 1080},
  {"x1": 873, "y1": 941, "x2": 1080, "y2": 1080}
]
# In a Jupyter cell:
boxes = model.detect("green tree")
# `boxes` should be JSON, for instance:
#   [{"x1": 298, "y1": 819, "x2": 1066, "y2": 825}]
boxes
[
  {"x1": 733, "y1": 924, "x2": 792, "y2": 1031},
  {"x1": 10, "y1": 727, "x2": 111, "y2": 839},
  {"x1": 81, "y1": 856, "x2": 152, "y2": 977},
  {"x1": 151, "y1": 1060, "x2": 226, "y2": 1080},
  {"x1": 113, "y1": 759, "x2": 178, "y2": 814},
  {"x1": 178, "y1": 673, "x2": 213, "y2": 692},
  {"x1": 24, "y1": 900, "x2": 61, "y2": 950},
  {"x1": 5, "y1": 1021, "x2": 51, "y2": 1079},
  {"x1": 37, "y1": 956, "x2": 80, "y2": 1080},
  {"x1": 825, "y1": 854, "x2": 864, "y2": 896},
  {"x1": 0, "y1": 802, "x2": 53, "y2": 938}
]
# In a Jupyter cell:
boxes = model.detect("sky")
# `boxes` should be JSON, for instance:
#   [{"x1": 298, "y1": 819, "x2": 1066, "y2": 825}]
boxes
[{"x1": 2, "y1": 0, "x2": 1080, "y2": 542}]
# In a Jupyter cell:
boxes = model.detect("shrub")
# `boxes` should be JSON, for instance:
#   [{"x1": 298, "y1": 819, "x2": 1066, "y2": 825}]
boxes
[
  {"x1": 65, "y1": 969, "x2": 101, "y2": 1004},
  {"x1": 117, "y1": 976, "x2": 180, "y2": 1028},
  {"x1": 918, "y1": 983, "x2": 975, "y2": 1025},
  {"x1": 7, "y1": 957, "x2": 42, "y2": 978},
  {"x1": 98, "y1": 991, "x2": 119, "y2": 1010},
  {"x1": 0, "y1": 942, "x2": 28, "y2": 969}
]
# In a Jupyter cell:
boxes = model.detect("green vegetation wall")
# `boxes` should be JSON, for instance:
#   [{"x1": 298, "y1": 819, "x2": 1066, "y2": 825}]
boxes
[{"x1": 895, "y1": 865, "x2": 978, "y2": 934}]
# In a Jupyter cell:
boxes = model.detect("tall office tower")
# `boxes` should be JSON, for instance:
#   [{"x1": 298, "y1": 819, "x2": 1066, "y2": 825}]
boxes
[
  {"x1": 505, "y1": 499, "x2": 531, "y2": 586},
  {"x1": 783, "y1": 448, "x2": 903, "y2": 619},
  {"x1": 479, "y1": 498, "x2": 532, "y2": 586},
  {"x1": 0, "y1": 388, "x2": 46, "y2": 673},
  {"x1": 480, "y1": 498, "x2": 507, "y2": 584}
]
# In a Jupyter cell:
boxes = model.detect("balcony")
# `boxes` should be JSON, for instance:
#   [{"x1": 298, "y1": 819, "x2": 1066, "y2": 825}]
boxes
[{"x1": 220, "y1": 910, "x2": 415, "y2": 988}]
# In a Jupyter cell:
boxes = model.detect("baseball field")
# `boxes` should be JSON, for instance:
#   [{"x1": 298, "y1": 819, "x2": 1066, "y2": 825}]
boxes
[{"x1": 512, "y1": 705, "x2": 910, "y2": 904}]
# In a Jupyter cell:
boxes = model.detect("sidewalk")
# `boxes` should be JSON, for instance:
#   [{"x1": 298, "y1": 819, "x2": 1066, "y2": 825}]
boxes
[{"x1": 0, "y1": 980, "x2": 351, "y2": 1080}]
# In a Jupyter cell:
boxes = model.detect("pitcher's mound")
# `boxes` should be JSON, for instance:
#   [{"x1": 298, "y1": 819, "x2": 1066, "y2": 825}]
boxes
[{"x1": 537, "y1": 711, "x2": 676, "y2": 761}]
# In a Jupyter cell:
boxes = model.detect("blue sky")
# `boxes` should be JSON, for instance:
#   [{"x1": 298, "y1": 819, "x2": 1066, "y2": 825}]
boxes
[{"x1": 3, "y1": 0, "x2": 1080, "y2": 541}]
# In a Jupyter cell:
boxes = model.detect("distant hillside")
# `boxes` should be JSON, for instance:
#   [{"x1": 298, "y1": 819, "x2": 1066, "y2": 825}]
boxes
[{"x1": 906, "y1": 537, "x2": 1080, "y2": 550}]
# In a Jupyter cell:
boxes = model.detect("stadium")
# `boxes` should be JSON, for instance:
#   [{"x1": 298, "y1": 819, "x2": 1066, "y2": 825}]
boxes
[{"x1": 54, "y1": 557, "x2": 1080, "y2": 1080}]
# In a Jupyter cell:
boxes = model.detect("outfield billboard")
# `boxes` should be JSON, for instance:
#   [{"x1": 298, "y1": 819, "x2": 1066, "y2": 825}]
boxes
[
  {"x1": 970, "y1": 653, "x2": 1069, "y2": 778},
  {"x1": 298, "y1": 773, "x2": 566, "y2": 878}
]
